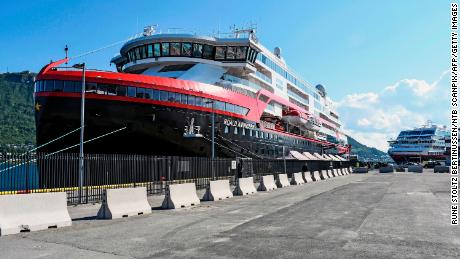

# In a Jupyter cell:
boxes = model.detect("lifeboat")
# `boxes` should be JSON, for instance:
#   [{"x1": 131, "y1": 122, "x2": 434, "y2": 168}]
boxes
[{"x1": 282, "y1": 108, "x2": 321, "y2": 132}]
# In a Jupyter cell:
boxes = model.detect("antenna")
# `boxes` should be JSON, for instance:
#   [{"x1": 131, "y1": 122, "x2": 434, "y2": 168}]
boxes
[{"x1": 64, "y1": 45, "x2": 69, "y2": 64}]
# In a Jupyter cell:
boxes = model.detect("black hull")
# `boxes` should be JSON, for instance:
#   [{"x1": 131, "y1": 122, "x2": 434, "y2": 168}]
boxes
[{"x1": 35, "y1": 96, "x2": 325, "y2": 158}]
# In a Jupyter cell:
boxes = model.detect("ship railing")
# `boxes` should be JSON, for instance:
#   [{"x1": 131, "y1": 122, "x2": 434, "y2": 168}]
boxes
[{"x1": 0, "y1": 153, "x2": 352, "y2": 205}]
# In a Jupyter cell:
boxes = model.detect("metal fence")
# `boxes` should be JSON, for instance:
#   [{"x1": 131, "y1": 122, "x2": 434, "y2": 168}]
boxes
[{"x1": 0, "y1": 153, "x2": 351, "y2": 205}]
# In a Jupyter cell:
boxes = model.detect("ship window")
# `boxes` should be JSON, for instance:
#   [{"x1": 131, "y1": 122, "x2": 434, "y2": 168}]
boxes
[
  {"x1": 161, "y1": 43, "x2": 170, "y2": 56},
  {"x1": 192, "y1": 43, "x2": 202, "y2": 58},
  {"x1": 170, "y1": 43, "x2": 181, "y2": 56},
  {"x1": 37, "y1": 81, "x2": 42, "y2": 92},
  {"x1": 74, "y1": 82, "x2": 82, "y2": 93},
  {"x1": 147, "y1": 44, "x2": 153, "y2": 58},
  {"x1": 226, "y1": 46, "x2": 236, "y2": 59},
  {"x1": 215, "y1": 46, "x2": 226, "y2": 60},
  {"x1": 241, "y1": 107, "x2": 249, "y2": 115},
  {"x1": 179, "y1": 93, "x2": 187, "y2": 104},
  {"x1": 63, "y1": 81, "x2": 75, "y2": 92},
  {"x1": 202, "y1": 44, "x2": 213, "y2": 59},
  {"x1": 135, "y1": 48, "x2": 141, "y2": 60},
  {"x1": 159, "y1": 90, "x2": 168, "y2": 101},
  {"x1": 86, "y1": 82, "x2": 97, "y2": 93},
  {"x1": 106, "y1": 85, "x2": 117, "y2": 96},
  {"x1": 182, "y1": 43, "x2": 192, "y2": 56},
  {"x1": 97, "y1": 84, "x2": 108, "y2": 94},
  {"x1": 127, "y1": 86, "x2": 136, "y2": 97},
  {"x1": 249, "y1": 129, "x2": 253, "y2": 137},
  {"x1": 154, "y1": 43, "x2": 161, "y2": 57},
  {"x1": 224, "y1": 126, "x2": 229, "y2": 134},
  {"x1": 236, "y1": 46, "x2": 247, "y2": 60},
  {"x1": 187, "y1": 95, "x2": 196, "y2": 105},
  {"x1": 43, "y1": 80, "x2": 54, "y2": 91},
  {"x1": 195, "y1": 96, "x2": 203, "y2": 107},
  {"x1": 168, "y1": 91, "x2": 179, "y2": 102},
  {"x1": 151, "y1": 89, "x2": 159, "y2": 100},
  {"x1": 261, "y1": 132, "x2": 264, "y2": 139},
  {"x1": 144, "y1": 88, "x2": 152, "y2": 99},
  {"x1": 53, "y1": 80, "x2": 63, "y2": 92},
  {"x1": 117, "y1": 85, "x2": 127, "y2": 96},
  {"x1": 226, "y1": 103, "x2": 235, "y2": 113},
  {"x1": 215, "y1": 101, "x2": 225, "y2": 111},
  {"x1": 234, "y1": 127, "x2": 238, "y2": 135},
  {"x1": 255, "y1": 131, "x2": 259, "y2": 138},
  {"x1": 140, "y1": 46, "x2": 147, "y2": 59},
  {"x1": 242, "y1": 128, "x2": 246, "y2": 136}
]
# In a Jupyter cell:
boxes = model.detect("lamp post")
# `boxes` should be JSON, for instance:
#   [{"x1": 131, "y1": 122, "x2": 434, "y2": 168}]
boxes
[
  {"x1": 73, "y1": 63, "x2": 86, "y2": 204},
  {"x1": 205, "y1": 100, "x2": 215, "y2": 180}
]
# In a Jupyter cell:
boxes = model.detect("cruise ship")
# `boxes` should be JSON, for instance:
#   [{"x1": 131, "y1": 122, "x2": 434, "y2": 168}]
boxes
[
  {"x1": 387, "y1": 122, "x2": 450, "y2": 164},
  {"x1": 34, "y1": 26, "x2": 349, "y2": 159}
]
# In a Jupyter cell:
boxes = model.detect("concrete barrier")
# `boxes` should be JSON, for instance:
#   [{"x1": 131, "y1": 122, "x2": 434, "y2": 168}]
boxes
[
  {"x1": 340, "y1": 168, "x2": 346, "y2": 175},
  {"x1": 353, "y1": 167, "x2": 368, "y2": 174},
  {"x1": 203, "y1": 179, "x2": 233, "y2": 201},
  {"x1": 291, "y1": 172, "x2": 305, "y2": 185},
  {"x1": 0, "y1": 192, "x2": 71, "y2": 236},
  {"x1": 379, "y1": 166, "x2": 394, "y2": 173},
  {"x1": 348, "y1": 167, "x2": 353, "y2": 173},
  {"x1": 276, "y1": 174, "x2": 291, "y2": 188},
  {"x1": 334, "y1": 168, "x2": 341, "y2": 176},
  {"x1": 303, "y1": 172, "x2": 313, "y2": 183},
  {"x1": 258, "y1": 175, "x2": 278, "y2": 191},
  {"x1": 162, "y1": 183, "x2": 200, "y2": 209},
  {"x1": 327, "y1": 170, "x2": 334, "y2": 178},
  {"x1": 312, "y1": 171, "x2": 322, "y2": 181},
  {"x1": 320, "y1": 170, "x2": 329, "y2": 180},
  {"x1": 434, "y1": 166, "x2": 449, "y2": 173},
  {"x1": 234, "y1": 177, "x2": 257, "y2": 195},
  {"x1": 97, "y1": 187, "x2": 151, "y2": 219},
  {"x1": 408, "y1": 165, "x2": 423, "y2": 173},
  {"x1": 330, "y1": 169, "x2": 337, "y2": 177}
]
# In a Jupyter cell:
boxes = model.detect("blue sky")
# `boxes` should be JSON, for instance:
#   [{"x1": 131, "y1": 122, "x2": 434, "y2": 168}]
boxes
[{"x1": 0, "y1": 0, "x2": 450, "y2": 150}]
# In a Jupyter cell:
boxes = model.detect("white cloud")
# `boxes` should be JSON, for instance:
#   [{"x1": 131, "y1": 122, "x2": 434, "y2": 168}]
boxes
[
  {"x1": 337, "y1": 70, "x2": 449, "y2": 152},
  {"x1": 337, "y1": 92, "x2": 379, "y2": 109}
]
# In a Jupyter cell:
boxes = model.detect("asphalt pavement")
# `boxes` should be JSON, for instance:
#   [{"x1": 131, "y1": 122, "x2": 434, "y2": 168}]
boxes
[{"x1": 0, "y1": 169, "x2": 458, "y2": 258}]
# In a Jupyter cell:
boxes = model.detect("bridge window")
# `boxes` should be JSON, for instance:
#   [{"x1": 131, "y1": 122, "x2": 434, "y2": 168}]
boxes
[
  {"x1": 160, "y1": 90, "x2": 168, "y2": 101},
  {"x1": 135, "y1": 48, "x2": 141, "y2": 60},
  {"x1": 161, "y1": 43, "x2": 170, "y2": 56},
  {"x1": 154, "y1": 43, "x2": 161, "y2": 57},
  {"x1": 140, "y1": 46, "x2": 147, "y2": 59},
  {"x1": 182, "y1": 43, "x2": 192, "y2": 56},
  {"x1": 225, "y1": 103, "x2": 235, "y2": 113},
  {"x1": 106, "y1": 85, "x2": 117, "y2": 96},
  {"x1": 170, "y1": 43, "x2": 181, "y2": 56},
  {"x1": 234, "y1": 127, "x2": 238, "y2": 135},
  {"x1": 224, "y1": 126, "x2": 229, "y2": 134},
  {"x1": 192, "y1": 43, "x2": 202, "y2": 58},
  {"x1": 144, "y1": 88, "x2": 152, "y2": 99},
  {"x1": 215, "y1": 46, "x2": 226, "y2": 60},
  {"x1": 147, "y1": 45, "x2": 153, "y2": 58},
  {"x1": 86, "y1": 82, "x2": 97, "y2": 93},
  {"x1": 202, "y1": 44, "x2": 213, "y2": 59},
  {"x1": 152, "y1": 89, "x2": 160, "y2": 100},
  {"x1": 187, "y1": 95, "x2": 196, "y2": 106},
  {"x1": 236, "y1": 46, "x2": 247, "y2": 60},
  {"x1": 53, "y1": 80, "x2": 63, "y2": 92},
  {"x1": 226, "y1": 46, "x2": 236, "y2": 59}
]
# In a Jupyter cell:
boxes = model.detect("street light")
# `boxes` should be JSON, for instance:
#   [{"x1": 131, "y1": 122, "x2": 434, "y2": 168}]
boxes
[
  {"x1": 205, "y1": 100, "x2": 215, "y2": 180},
  {"x1": 73, "y1": 62, "x2": 86, "y2": 204}
]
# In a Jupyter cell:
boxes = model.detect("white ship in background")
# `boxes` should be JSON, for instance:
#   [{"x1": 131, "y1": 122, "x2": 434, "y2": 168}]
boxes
[{"x1": 387, "y1": 121, "x2": 450, "y2": 164}]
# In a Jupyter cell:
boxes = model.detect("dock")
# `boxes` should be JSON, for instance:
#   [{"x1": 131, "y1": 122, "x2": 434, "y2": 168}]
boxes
[{"x1": 0, "y1": 169, "x2": 457, "y2": 258}]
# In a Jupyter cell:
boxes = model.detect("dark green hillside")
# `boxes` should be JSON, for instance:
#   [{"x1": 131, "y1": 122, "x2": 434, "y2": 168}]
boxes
[
  {"x1": 347, "y1": 135, "x2": 392, "y2": 162},
  {"x1": 0, "y1": 72, "x2": 36, "y2": 152}
]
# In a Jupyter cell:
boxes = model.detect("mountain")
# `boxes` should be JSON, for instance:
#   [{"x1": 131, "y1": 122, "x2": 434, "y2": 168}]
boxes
[
  {"x1": 0, "y1": 71, "x2": 36, "y2": 153},
  {"x1": 346, "y1": 135, "x2": 392, "y2": 162}
]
